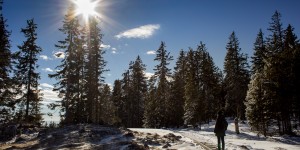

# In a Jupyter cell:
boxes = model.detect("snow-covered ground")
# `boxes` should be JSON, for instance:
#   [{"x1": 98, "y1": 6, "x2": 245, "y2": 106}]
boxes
[
  {"x1": 1, "y1": 120, "x2": 299, "y2": 150},
  {"x1": 130, "y1": 119, "x2": 300, "y2": 150},
  {"x1": 129, "y1": 128, "x2": 205, "y2": 150}
]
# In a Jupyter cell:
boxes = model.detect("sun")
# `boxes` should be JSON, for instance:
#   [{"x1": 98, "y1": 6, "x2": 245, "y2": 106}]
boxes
[{"x1": 73, "y1": 0, "x2": 99, "y2": 21}]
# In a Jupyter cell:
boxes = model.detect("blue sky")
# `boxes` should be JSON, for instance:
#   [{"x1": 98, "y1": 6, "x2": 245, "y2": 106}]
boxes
[{"x1": 2, "y1": 0, "x2": 300, "y2": 122}]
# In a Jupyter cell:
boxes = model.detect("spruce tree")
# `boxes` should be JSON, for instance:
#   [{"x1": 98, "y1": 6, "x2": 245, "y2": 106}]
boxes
[
  {"x1": 170, "y1": 49, "x2": 186, "y2": 127},
  {"x1": 100, "y1": 84, "x2": 116, "y2": 125},
  {"x1": 85, "y1": 17, "x2": 107, "y2": 123},
  {"x1": 152, "y1": 41, "x2": 173, "y2": 127},
  {"x1": 283, "y1": 25, "x2": 300, "y2": 126},
  {"x1": 183, "y1": 48, "x2": 199, "y2": 126},
  {"x1": 251, "y1": 29, "x2": 266, "y2": 73},
  {"x1": 0, "y1": 0, "x2": 14, "y2": 123},
  {"x1": 121, "y1": 70, "x2": 131, "y2": 127},
  {"x1": 245, "y1": 72, "x2": 270, "y2": 136},
  {"x1": 281, "y1": 24, "x2": 299, "y2": 133},
  {"x1": 129, "y1": 56, "x2": 147, "y2": 127},
  {"x1": 14, "y1": 19, "x2": 42, "y2": 123},
  {"x1": 264, "y1": 11, "x2": 289, "y2": 134},
  {"x1": 111, "y1": 79, "x2": 123, "y2": 126},
  {"x1": 224, "y1": 32, "x2": 250, "y2": 121},
  {"x1": 49, "y1": 5, "x2": 83, "y2": 124},
  {"x1": 117, "y1": 56, "x2": 147, "y2": 127},
  {"x1": 246, "y1": 29, "x2": 269, "y2": 136},
  {"x1": 196, "y1": 42, "x2": 222, "y2": 123},
  {"x1": 143, "y1": 76, "x2": 157, "y2": 127}
]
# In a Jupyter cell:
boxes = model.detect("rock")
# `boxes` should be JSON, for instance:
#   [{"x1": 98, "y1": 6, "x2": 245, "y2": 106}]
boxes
[
  {"x1": 124, "y1": 131, "x2": 134, "y2": 137},
  {"x1": 144, "y1": 143, "x2": 149, "y2": 149},
  {"x1": 162, "y1": 143, "x2": 171, "y2": 148}
]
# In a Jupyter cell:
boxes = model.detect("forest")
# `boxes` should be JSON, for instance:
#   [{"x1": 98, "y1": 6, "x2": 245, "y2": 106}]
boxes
[{"x1": 1, "y1": 1, "x2": 300, "y2": 137}]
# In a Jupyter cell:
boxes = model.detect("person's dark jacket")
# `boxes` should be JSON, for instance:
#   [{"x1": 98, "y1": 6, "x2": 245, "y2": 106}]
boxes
[{"x1": 214, "y1": 115, "x2": 228, "y2": 136}]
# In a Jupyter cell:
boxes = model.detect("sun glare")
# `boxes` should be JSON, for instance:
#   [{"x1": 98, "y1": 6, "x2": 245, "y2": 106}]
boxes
[{"x1": 73, "y1": 0, "x2": 99, "y2": 21}]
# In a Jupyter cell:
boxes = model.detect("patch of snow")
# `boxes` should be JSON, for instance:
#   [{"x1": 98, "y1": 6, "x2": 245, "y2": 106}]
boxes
[
  {"x1": 131, "y1": 119, "x2": 300, "y2": 150},
  {"x1": 1, "y1": 122, "x2": 299, "y2": 150}
]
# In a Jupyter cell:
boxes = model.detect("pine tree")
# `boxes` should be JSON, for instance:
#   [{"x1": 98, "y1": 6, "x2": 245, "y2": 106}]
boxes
[
  {"x1": 264, "y1": 11, "x2": 290, "y2": 134},
  {"x1": 85, "y1": 17, "x2": 107, "y2": 124},
  {"x1": 121, "y1": 70, "x2": 131, "y2": 127},
  {"x1": 267, "y1": 11, "x2": 284, "y2": 55},
  {"x1": 246, "y1": 29, "x2": 269, "y2": 136},
  {"x1": 251, "y1": 29, "x2": 266, "y2": 73},
  {"x1": 143, "y1": 76, "x2": 157, "y2": 127},
  {"x1": 245, "y1": 72, "x2": 270, "y2": 136},
  {"x1": 183, "y1": 48, "x2": 199, "y2": 126},
  {"x1": 280, "y1": 24, "x2": 299, "y2": 133},
  {"x1": 14, "y1": 19, "x2": 42, "y2": 123},
  {"x1": 152, "y1": 41, "x2": 173, "y2": 127},
  {"x1": 196, "y1": 42, "x2": 222, "y2": 123},
  {"x1": 170, "y1": 49, "x2": 186, "y2": 127},
  {"x1": 100, "y1": 84, "x2": 116, "y2": 125},
  {"x1": 283, "y1": 25, "x2": 300, "y2": 126},
  {"x1": 0, "y1": 0, "x2": 14, "y2": 123},
  {"x1": 129, "y1": 56, "x2": 147, "y2": 127},
  {"x1": 49, "y1": 5, "x2": 83, "y2": 124},
  {"x1": 224, "y1": 32, "x2": 250, "y2": 120},
  {"x1": 111, "y1": 79, "x2": 123, "y2": 126},
  {"x1": 117, "y1": 56, "x2": 147, "y2": 127},
  {"x1": 293, "y1": 41, "x2": 300, "y2": 126}
]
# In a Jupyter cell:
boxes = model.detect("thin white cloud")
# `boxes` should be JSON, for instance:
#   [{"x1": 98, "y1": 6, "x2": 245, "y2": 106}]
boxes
[
  {"x1": 40, "y1": 55, "x2": 52, "y2": 60},
  {"x1": 53, "y1": 52, "x2": 65, "y2": 59},
  {"x1": 115, "y1": 24, "x2": 160, "y2": 39},
  {"x1": 100, "y1": 44, "x2": 111, "y2": 49},
  {"x1": 146, "y1": 50, "x2": 156, "y2": 55},
  {"x1": 41, "y1": 89, "x2": 60, "y2": 102},
  {"x1": 40, "y1": 83, "x2": 54, "y2": 89},
  {"x1": 39, "y1": 83, "x2": 61, "y2": 123},
  {"x1": 38, "y1": 83, "x2": 61, "y2": 104},
  {"x1": 111, "y1": 47, "x2": 117, "y2": 54},
  {"x1": 42, "y1": 68, "x2": 54, "y2": 72}
]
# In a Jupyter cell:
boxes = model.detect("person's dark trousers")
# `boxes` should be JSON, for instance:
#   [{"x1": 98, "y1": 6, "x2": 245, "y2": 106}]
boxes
[{"x1": 217, "y1": 136, "x2": 225, "y2": 150}]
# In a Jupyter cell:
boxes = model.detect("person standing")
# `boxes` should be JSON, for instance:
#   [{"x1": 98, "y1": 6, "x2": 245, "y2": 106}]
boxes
[{"x1": 214, "y1": 110, "x2": 228, "y2": 150}]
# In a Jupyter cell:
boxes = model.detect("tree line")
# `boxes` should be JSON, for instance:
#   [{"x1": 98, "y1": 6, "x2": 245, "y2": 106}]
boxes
[{"x1": 1, "y1": 1, "x2": 299, "y2": 136}]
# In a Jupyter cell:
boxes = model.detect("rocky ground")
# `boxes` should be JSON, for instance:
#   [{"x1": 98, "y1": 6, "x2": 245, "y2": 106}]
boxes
[{"x1": 0, "y1": 124, "x2": 191, "y2": 150}]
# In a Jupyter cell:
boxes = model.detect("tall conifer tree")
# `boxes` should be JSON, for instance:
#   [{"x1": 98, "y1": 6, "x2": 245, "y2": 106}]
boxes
[
  {"x1": 196, "y1": 42, "x2": 222, "y2": 123},
  {"x1": 85, "y1": 17, "x2": 107, "y2": 123},
  {"x1": 246, "y1": 29, "x2": 270, "y2": 136},
  {"x1": 224, "y1": 32, "x2": 250, "y2": 120},
  {"x1": 111, "y1": 79, "x2": 123, "y2": 126},
  {"x1": 129, "y1": 56, "x2": 147, "y2": 127},
  {"x1": 151, "y1": 41, "x2": 173, "y2": 127},
  {"x1": 251, "y1": 29, "x2": 266, "y2": 73},
  {"x1": 264, "y1": 11, "x2": 289, "y2": 134},
  {"x1": 183, "y1": 49, "x2": 199, "y2": 126},
  {"x1": 170, "y1": 50, "x2": 186, "y2": 127},
  {"x1": 143, "y1": 76, "x2": 157, "y2": 127},
  {"x1": 49, "y1": 5, "x2": 83, "y2": 124},
  {"x1": 14, "y1": 19, "x2": 42, "y2": 123},
  {"x1": 283, "y1": 25, "x2": 300, "y2": 125},
  {"x1": 0, "y1": 0, "x2": 14, "y2": 123}
]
